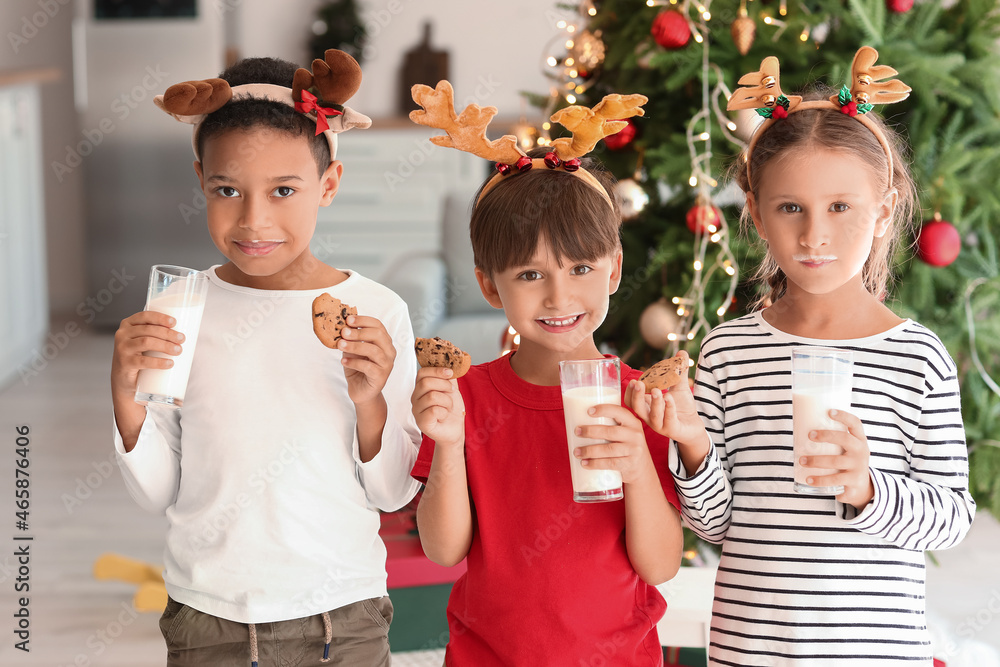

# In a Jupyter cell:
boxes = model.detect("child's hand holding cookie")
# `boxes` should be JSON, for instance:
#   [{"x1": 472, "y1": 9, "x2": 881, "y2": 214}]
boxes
[
  {"x1": 411, "y1": 338, "x2": 469, "y2": 449},
  {"x1": 628, "y1": 351, "x2": 708, "y2": 451},
  {"x1": 312, "y1": 293, "x2": 396, "y2": 406},
  {"x1": 411, "y1": 367, "x2": 466, "y2": 449},
  {"x1": 337, "y1": 314, "x2": 397, "y2": 406}
]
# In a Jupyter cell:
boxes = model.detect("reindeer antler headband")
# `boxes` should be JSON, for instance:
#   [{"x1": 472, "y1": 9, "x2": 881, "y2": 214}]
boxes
[
  {"x1": 154, "y1": 49, "x2": 372, "y2": 162},
  {"x1": 728, "y1": 46, "x2": 910, "y2": 188},
  {"x1": 409, "y1": 80, "x2": 647, "y2": 209}
]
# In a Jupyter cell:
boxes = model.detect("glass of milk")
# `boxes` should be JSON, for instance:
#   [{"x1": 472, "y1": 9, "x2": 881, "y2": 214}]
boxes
[
  {"x1": 134, "y1": 265, "x2": 208, "y2": 409},
  {"x1": 791, "y1": 347, "x2": 853, "y2": 495},
  {"x1": 558, "y1": 358, "x2": 624, "y2": 503}
]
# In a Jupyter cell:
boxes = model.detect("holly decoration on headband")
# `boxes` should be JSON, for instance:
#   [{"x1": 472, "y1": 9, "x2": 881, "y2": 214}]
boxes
[
  {"x1": 756, "y1": 95, "x2": 791, "y2": 120},
  {"x1": 837, "y1": 85, "x2": 873, "y2": 117}
]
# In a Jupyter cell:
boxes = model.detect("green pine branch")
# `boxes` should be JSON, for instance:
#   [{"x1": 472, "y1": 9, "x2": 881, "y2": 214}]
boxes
[{"x1": 537, "y1": 0, "x2": 1000, "y2": 519}]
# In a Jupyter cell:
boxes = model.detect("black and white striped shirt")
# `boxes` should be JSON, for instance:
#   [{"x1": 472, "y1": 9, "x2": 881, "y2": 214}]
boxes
[{"x1": 672, "y1": 312, "x2": 976, "y2": 666}]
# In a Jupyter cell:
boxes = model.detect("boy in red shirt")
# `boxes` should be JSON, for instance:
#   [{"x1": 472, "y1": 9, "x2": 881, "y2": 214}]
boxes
[{"x1": 408, "y1": 83, "x2": 709, "y2": 666}]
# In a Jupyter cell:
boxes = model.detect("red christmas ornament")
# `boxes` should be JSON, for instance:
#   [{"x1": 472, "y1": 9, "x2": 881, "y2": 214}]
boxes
[
  {"x1": 916, "y1": 219, "x2": 961, "y2": 267},
  {"x1": 603, "y1": 118, "x2": 638, "y2": 151},
  {"x1": 651, "y1": 10, "x2": 691, "y2": 50},
  {"x1": 686, "y1": 203, "x2": 721, "y2": 235},
  {"x1": 886, "y1": 0, "x2": 914, "y2": 13}
]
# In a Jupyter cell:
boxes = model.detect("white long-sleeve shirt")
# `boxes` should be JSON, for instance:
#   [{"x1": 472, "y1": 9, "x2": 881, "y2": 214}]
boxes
[
  {"x1": 114, "y1": 267, "x2": 422, "y2": 624},
  {"x1": 673, "y1": 312, "x2": 975, "y2": 666}
]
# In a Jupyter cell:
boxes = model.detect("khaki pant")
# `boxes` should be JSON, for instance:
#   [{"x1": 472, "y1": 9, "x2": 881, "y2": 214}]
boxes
[{"x1": 159, "y1": 596, "x2": 393, "y2": 667}]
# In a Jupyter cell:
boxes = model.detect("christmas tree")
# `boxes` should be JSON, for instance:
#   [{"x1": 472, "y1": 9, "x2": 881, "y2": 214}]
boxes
[
  {"x1": 308, "y1": 0, "x2": 366, "y2": 65},
  {"x1": 535, "y1": 0, "x2": 1000, "y2": 520}
]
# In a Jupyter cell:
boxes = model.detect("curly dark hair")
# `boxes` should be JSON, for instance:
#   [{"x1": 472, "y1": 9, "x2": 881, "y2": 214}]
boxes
[{"x1": 196, "y1": 57, "x2": 331, "y2": 173}]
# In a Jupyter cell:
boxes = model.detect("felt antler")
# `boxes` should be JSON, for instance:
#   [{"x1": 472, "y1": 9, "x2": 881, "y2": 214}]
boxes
[
  {"x1": 409, "y1": 80, "x2": 524, "y2": 165},
  {"x1": 726, "y1": 56, "x2": 802, "y2": 117},
  {"x1": 292, "y1": 49, "x2": 371, "y2": 133},
  {"x1": 843, "y1": 45, "x2": 910, "y2": 107},
  {"x1": 292, "y1": 49, "x2": 362, "y2": 106},
  {"x1": 156, "y1": 78, "x2": 232, "y2": 121},
  {"x1": 549, "y1": 93, "x2": 648, "y2": 160}
]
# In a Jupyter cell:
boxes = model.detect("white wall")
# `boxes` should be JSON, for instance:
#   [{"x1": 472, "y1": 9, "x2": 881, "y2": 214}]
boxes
[
  {"x1": 235, "y1": 0, "x2": 569, "y2": 122},
  {"x1": 0, "y1": 0, "x2": 85, "y2": 317}
]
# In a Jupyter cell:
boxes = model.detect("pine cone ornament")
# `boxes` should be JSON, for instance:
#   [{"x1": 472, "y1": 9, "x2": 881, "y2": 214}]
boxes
[{"x1": 731, "y1": 15, "x2": 756, "y2": 56}]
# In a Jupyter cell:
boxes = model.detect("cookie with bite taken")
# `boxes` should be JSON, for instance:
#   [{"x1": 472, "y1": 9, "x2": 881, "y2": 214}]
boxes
[
  {"x1": 312, "y1": 293, "x2": 357, "y2": 349},
  {"x1": 638, "y1": 354, "x2": 686, "y2": 391},
  {"x1": 414, "y1": 337, "x2": 471, "y2": 378}
]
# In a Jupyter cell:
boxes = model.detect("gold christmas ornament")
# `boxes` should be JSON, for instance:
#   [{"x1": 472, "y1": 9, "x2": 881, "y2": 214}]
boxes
[
  {"x1": 569, "y1": 29, "x2": 606, "y2": 72},
  {"x1": 640, "y1": 298, "x2": 680, "y2": 349},
  {"x1": 731, "y1": 15, "x2": 756, "y2": 56}
]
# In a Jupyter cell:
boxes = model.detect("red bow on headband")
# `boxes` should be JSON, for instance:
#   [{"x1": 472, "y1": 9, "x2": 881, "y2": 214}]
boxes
[{"x1": 294, "y1": 90, "x2": 343, "y2": 135}]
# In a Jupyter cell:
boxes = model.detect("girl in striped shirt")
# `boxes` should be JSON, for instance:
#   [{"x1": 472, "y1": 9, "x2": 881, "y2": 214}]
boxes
[{"x1": 633, "y1": 49, "x2": 976, "y2": 665}]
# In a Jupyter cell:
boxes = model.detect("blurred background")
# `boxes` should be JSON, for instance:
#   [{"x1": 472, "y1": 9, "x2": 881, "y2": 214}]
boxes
[{"x1": 1, "y1": 1, "x2": 999, "y2": 666}]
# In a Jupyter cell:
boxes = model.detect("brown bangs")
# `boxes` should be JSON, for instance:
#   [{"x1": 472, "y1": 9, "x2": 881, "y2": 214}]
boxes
[{"x1": 470, "y1": 154, "x2": 622, "y2": 276}]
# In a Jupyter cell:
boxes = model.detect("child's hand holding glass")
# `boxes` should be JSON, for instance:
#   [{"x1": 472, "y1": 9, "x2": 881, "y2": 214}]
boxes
[
  {"x1": 573, "y1": 404, "x2": 659, "y2": 486},
  {"x1": 798, "y1": 409, "x2": 875, "y2": 510}
]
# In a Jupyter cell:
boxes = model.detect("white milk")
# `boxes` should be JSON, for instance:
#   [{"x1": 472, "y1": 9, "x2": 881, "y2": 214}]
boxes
[
  {"x1": 562, "y1": 386, "x2": 623, "y2": 494},
  {"x1": 792, "y1": 387, "x2": 851, "y2": 485},
  {"x1": 135, "y1": 293, "x2": 206, "y2": 405}
]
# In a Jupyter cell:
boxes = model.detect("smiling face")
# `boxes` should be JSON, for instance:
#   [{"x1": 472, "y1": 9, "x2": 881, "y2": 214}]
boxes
[
  {"x1": 747, "y1": 147, "x2": 896, "y2": 304},
  {"x1": 194, "y1": 127, "x2": 342, "y2": 290},
  {"x1": 476, "y1": 236, "x2": 623, "y2": 372}
]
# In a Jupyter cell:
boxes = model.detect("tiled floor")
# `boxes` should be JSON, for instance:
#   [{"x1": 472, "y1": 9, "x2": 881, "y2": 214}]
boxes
[{"x1": 0, "y1": 328, "x2": 998, "y2": 666}]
